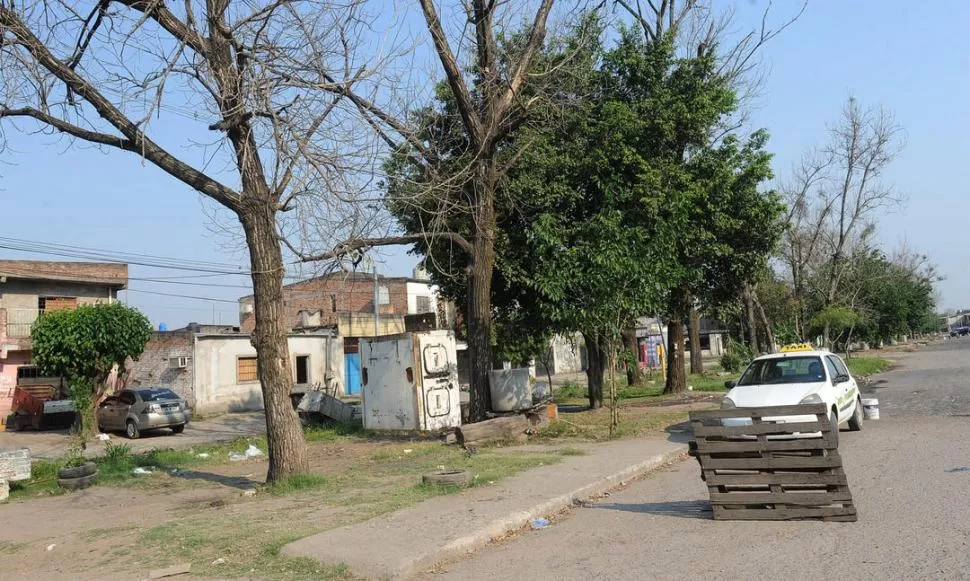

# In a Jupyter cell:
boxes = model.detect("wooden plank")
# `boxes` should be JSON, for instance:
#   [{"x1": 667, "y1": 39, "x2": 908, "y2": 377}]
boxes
[
  {"x1": 712, "y1": 506, "x2": 857, "y2": 521},
  {"x1": 706, "y1": 472, "x2": 848, "y2": 486},
  {"x1": 694, "y1": 437, "x2": 835, "y2": 453},
  {"x1": 699, "y1": 455, "x2": 844, "y2": 470},
  {"x1": 690, "y1": 404, "x2": 827, "y2": 421},
  {"x1": 693, "y1": 422, "x2": 828, "y2": 438},
  {"x1": 709, "y1": 492, "x2": 853, "y2": 505}
]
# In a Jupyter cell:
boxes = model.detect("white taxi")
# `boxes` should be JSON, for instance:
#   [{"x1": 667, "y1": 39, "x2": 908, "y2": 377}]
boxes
[{"x1": 721, "y1": 344, "x2": 864, "y2": 440}]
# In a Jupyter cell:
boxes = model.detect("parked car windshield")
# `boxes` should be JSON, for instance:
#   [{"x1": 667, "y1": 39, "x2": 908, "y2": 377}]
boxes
[
  {"x1": 737, "y1": 356, "x2": 826, "y2": 386},
  {"x1": 137, "y1": 388, "x2": 180, "y2": 402}
]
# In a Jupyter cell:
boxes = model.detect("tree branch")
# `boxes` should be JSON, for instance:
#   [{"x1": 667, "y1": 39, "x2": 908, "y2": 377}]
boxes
[
  {"x1": 0, "y1": 5, "x2": 241, "y2": 210},
  {"x1": 0, "y1": 106, "x2": 138, "y2": 152},
  {"x1": 418, "y1": 0, "x2": 483, "y2": 146},
  {"x1": 295, "y1": 233, "x2": 473, "y2": 262}
]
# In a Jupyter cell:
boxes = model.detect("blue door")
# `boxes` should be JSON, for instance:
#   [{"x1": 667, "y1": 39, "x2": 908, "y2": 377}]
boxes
[{"x1": 344, "y1": 353, "x2": 361, "y2": 395}]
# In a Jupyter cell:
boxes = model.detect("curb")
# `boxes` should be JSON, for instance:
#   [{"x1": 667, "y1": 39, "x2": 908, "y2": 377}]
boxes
[{"x1": 412, "y1": 445, "x2": 688, "y2": 578}]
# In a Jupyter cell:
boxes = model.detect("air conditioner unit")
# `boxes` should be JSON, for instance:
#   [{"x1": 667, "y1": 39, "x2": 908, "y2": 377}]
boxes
[{"x1": 170, "y1": 356, "x2": 189, "y2": 369}]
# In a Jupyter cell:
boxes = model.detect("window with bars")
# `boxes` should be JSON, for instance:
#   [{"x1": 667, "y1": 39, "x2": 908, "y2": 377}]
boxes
[
  {"x1": 415, "y1": 295, "x2": 433, "y2": 314},
  {"x1": 237, "y1": 356, "x2": 259, "y2": 383}
]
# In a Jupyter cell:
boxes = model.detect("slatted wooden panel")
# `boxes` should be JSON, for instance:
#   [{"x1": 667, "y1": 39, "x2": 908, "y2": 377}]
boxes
[{"x1": 689, "y1": 404, "x2": 856, "y2": 522}]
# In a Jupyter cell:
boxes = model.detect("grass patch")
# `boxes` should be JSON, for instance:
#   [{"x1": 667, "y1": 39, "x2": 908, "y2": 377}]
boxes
[
  {"x1": 133, "y1": 444, "x2": 562, "y2": 578},
  {"x1": 304, "y1": 422, "x2": 367, "y2": 443},
  {"x1": 557, "y1": 447, "x2": 586, "y2": 456},
  {"x1": 8, "y1": 459, "x2": 65, "y2": 500},
  {"x1": 845, "y1": 357, "x2": 891, "y2": 377},
  {"x1": 0, "y1": 541, "x2": 27, "y2": 554},
  {"x1": 687, "y1": 373, "x2": 731, "y2": 392},
  {"x1": 266, "y1": 474, "x2": 330, "y2": 496},
  {"x1": 539, "y1": 409, "x2": 688, "y2": 441},
  {"x1": 79, "y1": 525, "x2": 138, "y2": 541}
]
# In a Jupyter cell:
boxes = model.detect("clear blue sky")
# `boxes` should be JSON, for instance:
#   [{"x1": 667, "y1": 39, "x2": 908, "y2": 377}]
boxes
[{"x1": 1, "y1": 0, "x2": 965, "y2": 328}]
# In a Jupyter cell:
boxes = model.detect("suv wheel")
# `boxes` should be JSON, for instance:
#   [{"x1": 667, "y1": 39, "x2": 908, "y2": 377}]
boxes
[{"x1": 125, "y1": 420, "x2": 140, "y2": 439}]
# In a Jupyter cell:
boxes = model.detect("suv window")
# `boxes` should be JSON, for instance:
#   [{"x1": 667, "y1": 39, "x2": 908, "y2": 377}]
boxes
[{"x1": 119, "y1": 391, "x2": 137, "y2": 405}]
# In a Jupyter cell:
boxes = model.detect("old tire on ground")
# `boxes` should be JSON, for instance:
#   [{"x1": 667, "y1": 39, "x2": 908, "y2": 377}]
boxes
[
  {"x1": 125, "y1": 420, "x2": 140, "y2": 439},
  {"x1": 848, "y1": 397, "x2": 864, "y2": 431},
  {"x1": 171, "y1": 424, "x2": 185, "y2": 434},
  {"x1": 57, "y1": 462, "x2": 97, "y2": 479},
  {"x1": 422, "y1": 469, "x2": 473, "y2": 487},
  {"x1": 58, "y1": 470, "x2": 99, "y2": 491}
]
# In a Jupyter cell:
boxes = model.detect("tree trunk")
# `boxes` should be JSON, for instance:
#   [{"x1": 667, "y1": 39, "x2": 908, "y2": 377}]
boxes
[
  {"x1": 664, "y1": 287, "x2": 690, "y2": 394},
  {"x1": 583, "y1": 332, "x2": 605, "y2": 409},
  {"x1": 465, "y1": 161, "x2": 497, "y2": 423},
  {"x1": 240, "y1": 204, "x2": 308, "y2": 483},
  {"x1": 752, "y1": 286, "x2": 776, "y2": 353},
  {"x1": 663, "y1": 314, "x2": 687, "y2": 394},
  {"x1": 744, "y1": 284, "x2": 760, "y2": 353},
  {"x1": 689, "y1": 305, "x2": 703, "y2": 374},
  {"x1": 621, "y1": 326, "x2": 642, "y2": 386}
]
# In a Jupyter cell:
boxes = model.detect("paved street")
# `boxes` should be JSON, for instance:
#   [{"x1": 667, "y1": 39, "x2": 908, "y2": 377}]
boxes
[{"x1": 426, "y1": 342, "x2": 970, "y2": 581}]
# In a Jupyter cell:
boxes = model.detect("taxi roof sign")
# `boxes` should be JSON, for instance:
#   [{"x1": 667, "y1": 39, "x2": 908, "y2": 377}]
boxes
[{"x1": 779, "y1": 343, "x2": 815, "y2": 353}]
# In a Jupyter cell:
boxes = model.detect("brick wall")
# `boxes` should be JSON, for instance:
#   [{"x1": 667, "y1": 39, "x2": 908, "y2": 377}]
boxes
[
  {"x1": 240, "y1": 273, "x2": 410, "y2": 333},
  {"x1": 126, "y1": 330, "x2": 196, "y2": 408}
]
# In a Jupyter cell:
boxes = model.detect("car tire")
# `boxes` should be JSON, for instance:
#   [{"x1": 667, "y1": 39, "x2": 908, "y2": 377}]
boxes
[
  {"x1": 171, "y1": 424, "x2": 185, "y2": 434},
  {"x1": 125, "y1": 420, "x2": 140, "y2": 439},
  {"x1": 58, "y1": 470, "x2": 99, "y2": 491},
  {"x1": 848, "y1": 397, "x2": 864, "y2": 431},
  {"x1": 829, "y1": 408, "x2": 840, "y2": 446},
  {"x1": 57, "y1": 462, "x2": 98, "y2": 479}
]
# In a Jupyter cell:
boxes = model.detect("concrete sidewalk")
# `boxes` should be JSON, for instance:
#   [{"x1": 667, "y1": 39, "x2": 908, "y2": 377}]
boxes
[{"x1": 283, "y1": 437, "x2": 688, "y2": 580}]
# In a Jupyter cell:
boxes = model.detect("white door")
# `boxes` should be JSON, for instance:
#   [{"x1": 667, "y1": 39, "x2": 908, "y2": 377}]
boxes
[{"x1": 418, "y1": 331, "x2": 461, "y2": 430}]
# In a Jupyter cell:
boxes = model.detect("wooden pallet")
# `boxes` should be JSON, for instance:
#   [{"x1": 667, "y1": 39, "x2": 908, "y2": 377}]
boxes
[{"x1": 689, "y1": 404, "x2": 857, "y2": 522}]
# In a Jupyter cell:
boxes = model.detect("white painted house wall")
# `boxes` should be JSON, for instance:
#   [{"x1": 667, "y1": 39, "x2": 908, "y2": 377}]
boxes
[
  {"x1": 192, "y1": 333, "x2": 344, "y2": 414},
  {"x1": 406, "y1": 281, "x2": 438, "y2": 314}
]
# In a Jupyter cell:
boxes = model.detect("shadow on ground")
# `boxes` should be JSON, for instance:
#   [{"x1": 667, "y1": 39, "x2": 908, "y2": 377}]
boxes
[
  {"x1": 588, "y1": 499, "x2": 713, "y2": 520},
  {"x1": 172, "y1": 469, "x2": 260, "y2": 490}
]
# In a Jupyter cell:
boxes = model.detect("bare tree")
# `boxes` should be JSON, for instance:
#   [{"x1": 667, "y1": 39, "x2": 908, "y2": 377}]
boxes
[
  {"x1": 0, "y1": 0, "x2": 389, "y2": 482},
  {"x1": 295, "y1": 0, "x2": 571, "y2": 423},
  {"x1": 778, "y1": 98, "x2": 904, "y2": 345}
]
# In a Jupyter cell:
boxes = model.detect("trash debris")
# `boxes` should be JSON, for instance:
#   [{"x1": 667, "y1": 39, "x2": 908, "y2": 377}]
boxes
[
  {"x1": 196, "y1": 453, "x2": 210, "y2": 459},
  {"x1": 97, "y1": 433, "x2": 110, "y2": 441},
  {"x1": 46, "y1": 544, "x2": 56, "y2": 552},
  {"x1": 211, "y1": 558, "x2": 226, "y2": 566},
  {"x1": 945, "y1": 466, "x2": 970, "y2": 473},
  {"x1": 132, "y1": 467, "x2": 154, "y2": 476},
  {"x1": 242, "y1": 489, "x2": 257, "y2": 497},
  {"x1": 403, "y1": 449, "x2": 413, "y2": 454},
  {"x1": 229, "y1": 445, "x2": 264, "y2": 462},
  {"x1": 531, "y1": 519, "x2": 550, "y2": 529}
]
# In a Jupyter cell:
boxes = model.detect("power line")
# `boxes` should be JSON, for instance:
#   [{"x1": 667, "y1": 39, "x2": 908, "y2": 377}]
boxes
[{"x1": 124, "y1": 288, "x2": 239, "y2": 303}]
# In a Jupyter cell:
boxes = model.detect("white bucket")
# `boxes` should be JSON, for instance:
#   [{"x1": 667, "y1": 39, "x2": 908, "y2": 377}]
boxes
[{"x1": 862, "y1": 398, "x2": 879, "y2": 420}]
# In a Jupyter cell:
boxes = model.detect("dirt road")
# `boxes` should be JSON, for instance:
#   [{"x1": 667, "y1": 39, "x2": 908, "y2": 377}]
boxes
[
  {"x1": 0, "y1": 412, "x2": 265, "y2": 459},
  {"x1": 428, "y1": 342, "x2": 970, "y2": 580}
]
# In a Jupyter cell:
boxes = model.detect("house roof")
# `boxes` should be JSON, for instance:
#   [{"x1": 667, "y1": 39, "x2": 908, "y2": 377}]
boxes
[
  {"x1": 238, "y1": 271, "x2": 432, "y2": 301},
  {"x1": 0, "y1": 260, "x2": 128, "y2": 288}
]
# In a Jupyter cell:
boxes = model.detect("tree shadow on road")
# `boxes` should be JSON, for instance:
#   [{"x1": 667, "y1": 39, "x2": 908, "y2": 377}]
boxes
[
  {"x1": 589, "y1": 499, "x2": 713, "y2": 520},
  {"x1": 170, "y1": 469, "x2": 260, "y2": 490}
]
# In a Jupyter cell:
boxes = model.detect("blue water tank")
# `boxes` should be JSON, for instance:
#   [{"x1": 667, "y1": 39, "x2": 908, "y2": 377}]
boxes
[{"x1": 158, "y1": 323, "x2": 168, "y2": 332}]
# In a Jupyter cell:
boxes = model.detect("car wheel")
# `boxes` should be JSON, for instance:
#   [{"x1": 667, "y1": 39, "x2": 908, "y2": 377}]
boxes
[
  {"x1": 125, "y1": 420, "x2": 140, "y2": 439},
  {"x1": 848, "y1": 397, "x2": 864, "y2": 431},
  {"x1": 171, "y1": 424, "x2": 185, "y2": 434},
  {"x1": 829, "y1": 408, "x2": 840, "y2": 445}
]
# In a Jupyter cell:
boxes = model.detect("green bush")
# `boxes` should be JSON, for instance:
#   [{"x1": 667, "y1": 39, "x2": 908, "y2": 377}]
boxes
[{"x1": 720, "y1": 351, "x2": 742, "y2": 373}]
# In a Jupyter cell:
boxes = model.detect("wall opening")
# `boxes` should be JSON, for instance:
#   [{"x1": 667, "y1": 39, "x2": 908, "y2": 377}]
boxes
[{"x1": 295, "y1": 355, "x2": 310, "y2": 384}]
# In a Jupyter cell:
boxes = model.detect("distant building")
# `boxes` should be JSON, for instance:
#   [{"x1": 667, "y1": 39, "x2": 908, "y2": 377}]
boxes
[
  {"x1": 238, "y1": 267, "x2": 454, "y2": 396},
  {"x1": 126, "y1": 324, "x2": 342, "y2": 414},
  {"x1": 0, "y1": 260, "x2": 128, "y2": 425}
]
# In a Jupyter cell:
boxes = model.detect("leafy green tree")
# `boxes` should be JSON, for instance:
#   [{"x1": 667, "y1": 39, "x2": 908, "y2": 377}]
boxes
[{"x1": 31, "y1": 303, "x2": 152, "y2": 454}]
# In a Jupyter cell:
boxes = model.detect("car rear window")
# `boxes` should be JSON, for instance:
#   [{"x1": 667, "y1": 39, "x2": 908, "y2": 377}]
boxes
[
  {"x1": 737, "y1": 356, "x2": 826, "y2": 386},
  {"x1": 138, "y1": 388, "x2": 180, "y2": 402}
]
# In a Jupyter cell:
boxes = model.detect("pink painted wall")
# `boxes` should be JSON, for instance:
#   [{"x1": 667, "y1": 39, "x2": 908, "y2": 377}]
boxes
[{"x1": 0, "y1": 350, "x2": 31, "y2": 427}]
